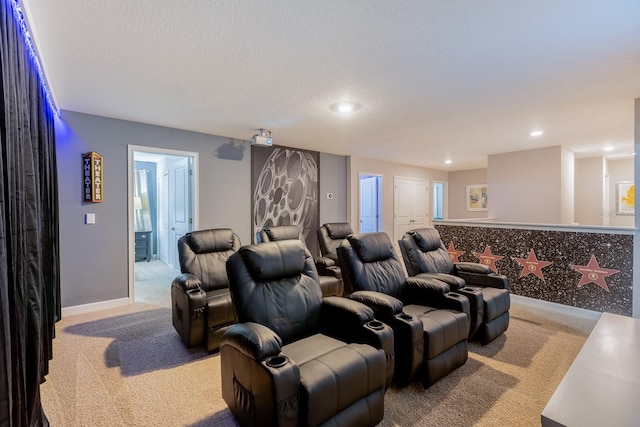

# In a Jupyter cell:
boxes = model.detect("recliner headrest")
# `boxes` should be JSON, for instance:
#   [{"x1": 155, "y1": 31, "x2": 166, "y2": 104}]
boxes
[
  {"x1": 185, "y1": 228, "x2": 236, "y2": 253},
  {"x1": 240, "y1": 240, "x2": 307, "y2": 281},
  {"x1": 408, "y1": 228, "x2": 442, "y2": 252},
  {"x1": 262, "y1": 225, "x2": 301, "y2": 242},
  {"x1": 325, "y1": 222, "x2": 353, "y2": 239},
  {"x1": 347, "y1": 232, "x2": 395, "y2": 263}
]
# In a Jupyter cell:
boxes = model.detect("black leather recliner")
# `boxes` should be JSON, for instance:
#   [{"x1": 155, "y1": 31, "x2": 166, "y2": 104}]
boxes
[
  {"x1": 338, "y1": 232, "x2": 470, "y2": 387},
  {"x1": 317, "y1": 222, "x2": 354, "y2": 265},
  {"x1": 256, "y1": 225, "x2": 343, "y2": 297},
  {"x1": 222, "y1": 240, "x2": 394, "y2": 427},
  {"x1": 399, "y1": 227, "x2": 510, "y2": 345},
  {"x1": 171, "y1": 228, "x2": 239, "y2": 352}
]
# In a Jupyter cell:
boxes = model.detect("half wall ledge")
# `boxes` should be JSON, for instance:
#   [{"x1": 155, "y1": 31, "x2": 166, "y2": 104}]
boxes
[{"x1": 434, "y1": 220, "x2": 634, "y2": 316}]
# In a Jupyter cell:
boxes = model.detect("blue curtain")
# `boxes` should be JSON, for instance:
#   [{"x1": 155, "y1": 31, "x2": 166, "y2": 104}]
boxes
[{"x1": 0, "y1": 1, "x2": 60, "y2": 425}]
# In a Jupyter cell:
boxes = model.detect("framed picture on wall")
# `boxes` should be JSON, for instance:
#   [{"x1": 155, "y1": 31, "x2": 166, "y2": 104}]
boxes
[
  {"x1": 466, "y1": 184, "x2": 488, "y2": 211},
  {"x1": 616, "y1": 181, "x2": 634, "y2": 215}
]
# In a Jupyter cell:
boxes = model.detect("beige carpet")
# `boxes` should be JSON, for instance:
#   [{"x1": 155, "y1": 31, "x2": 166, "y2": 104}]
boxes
[
  {"x1": 133, "y1": 260, "x2": 174, "y2": 308},
  {"x1": 41, "y1": 298, "x2": 596, "y2": 427}
]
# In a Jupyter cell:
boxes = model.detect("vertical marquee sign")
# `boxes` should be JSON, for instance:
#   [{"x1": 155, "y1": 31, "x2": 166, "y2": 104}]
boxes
[{"x1": 82, "y1": 152, "x2": 104, "y2": 202}]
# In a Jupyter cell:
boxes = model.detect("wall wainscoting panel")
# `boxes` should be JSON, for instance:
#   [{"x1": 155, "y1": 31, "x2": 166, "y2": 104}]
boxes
[{"x1": 435, "y1": 224, "x2": 633, "y2": 316}]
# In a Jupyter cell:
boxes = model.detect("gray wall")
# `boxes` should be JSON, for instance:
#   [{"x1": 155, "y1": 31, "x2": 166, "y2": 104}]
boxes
[
  {"x1": 488, "y1": 145, "x2": 568, "y2": 224},
  {"x1": 607, "y1": 158, "x2": 635, "y2": 227},
  {"x1": 56, "y1": 111, "x2": 347, "y2": 308},
  {"x1": 634, "y1": 97, "x2": 639, "y2": 317},
  {"x1": 319, "y1": 153, "x2": 348, "y2": 223},
  {"x1": 447, "y1": 168, "x2": 488, "y2": 219},
  {"x1": 347, "y1": 156, "x2": 448, "y2": 236},
  {"x1": 575, "y1": 157, "x2": 605, "y2": 226}
]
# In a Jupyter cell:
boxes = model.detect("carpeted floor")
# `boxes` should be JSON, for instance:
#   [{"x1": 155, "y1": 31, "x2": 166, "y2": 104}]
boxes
[{"x1": 41, "y1": 280, "x2": 597, "y2": 426}]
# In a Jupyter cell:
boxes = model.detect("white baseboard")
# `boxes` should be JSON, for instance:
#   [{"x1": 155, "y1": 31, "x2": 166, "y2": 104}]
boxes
[
  {"x1": 62, "y1": 297, "x2": 131, "y2": 317},
  {"x1": 511, "y1": 294, "x2": 602, "y2": 321}
]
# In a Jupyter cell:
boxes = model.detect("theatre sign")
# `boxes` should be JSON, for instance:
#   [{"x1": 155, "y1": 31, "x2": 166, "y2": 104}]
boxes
[{"x1": 82, "y1": 152, "x2": 104, "y2": 202}]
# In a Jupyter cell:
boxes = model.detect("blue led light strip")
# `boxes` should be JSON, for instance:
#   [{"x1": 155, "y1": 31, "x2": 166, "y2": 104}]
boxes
[{"x1": 9, "y1": 0, "x2": 57, "y2": 114}]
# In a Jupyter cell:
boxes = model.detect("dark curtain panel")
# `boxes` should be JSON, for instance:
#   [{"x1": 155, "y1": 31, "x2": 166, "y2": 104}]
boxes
[{"x1": 0, "y1": 1, "x2": 61, "y2": 426}]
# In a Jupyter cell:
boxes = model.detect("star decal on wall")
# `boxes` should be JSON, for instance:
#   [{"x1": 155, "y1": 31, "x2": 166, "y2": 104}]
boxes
[
  {"x1": 512, "y1": 249, "x2": 553, "y2": 281},
  {"x1": 569, "y1": 255, "x2": 619, "y2": 292},
  {"x1": 447, "y1": 242, "x2": 466, "y2": 263},
  {"x1": 472, "y1": 245, "x2": 504, "y2": 273}
]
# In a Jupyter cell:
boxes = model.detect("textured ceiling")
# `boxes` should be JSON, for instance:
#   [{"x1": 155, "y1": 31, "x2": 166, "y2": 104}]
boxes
[{"x1": 21, "y1": 0, "x2": 640, "y2": 170}]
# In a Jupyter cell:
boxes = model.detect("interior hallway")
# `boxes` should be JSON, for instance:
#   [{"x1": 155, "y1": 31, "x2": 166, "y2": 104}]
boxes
[{"x1": 134, "y1": 260, "x2": 174, "y2": 308}]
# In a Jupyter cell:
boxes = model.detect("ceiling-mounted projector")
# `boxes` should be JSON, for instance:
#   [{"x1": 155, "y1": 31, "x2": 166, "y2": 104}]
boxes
[{"x1": 251, "y1": 129, "x2": 273, "y2": 146}]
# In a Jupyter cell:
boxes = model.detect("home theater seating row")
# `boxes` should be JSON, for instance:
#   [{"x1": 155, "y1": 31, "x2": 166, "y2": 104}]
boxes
[
  {"x1": 170, "y1": 224, "x2": 511, "y2": 425},
  {"x1": 399, "y1": 227, "x2": 511, "y2": 345},
  {"x1": 337, "y1": 231, "x2": 470, "y2": 387},
  {"x1": 256, "y1": 224, "x2": 344, "y2": 297},
  {"x1": 221, "y1": 240, "x2": 394, "y2": 426}
]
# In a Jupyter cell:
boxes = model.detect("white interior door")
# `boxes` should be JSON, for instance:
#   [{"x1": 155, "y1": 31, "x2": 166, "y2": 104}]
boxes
[
  {"x1": 169, "y1": 157, "x2": 192, "y2": 273},
  {"x1": 129, "y1": 146, "x2": 199, "y2": 304},
  {"x1": 360, "y1": 175, "x2": 381, "y2": 233},
  {"x1": 394, "y1": 177, "x2": 430, "y2": 241}
]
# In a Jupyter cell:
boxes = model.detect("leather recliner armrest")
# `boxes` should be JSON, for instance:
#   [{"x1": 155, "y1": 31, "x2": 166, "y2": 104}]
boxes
[
  {"x1": 321, "y1": 296, "x2": 395, "y2": 388},
  {"x1": 171, "y1": 273, "x2": 202, "y2": 291},
  {"x1": 221, "y1": 322, "x2": 282, "y2": 361},
  {"x1": 454, "y1": 262, "x2": 494, "y2": 275},
  {"x1": 441, "y1": 292, "x2": 471, "y2": 319},
  {"x1": 220, "y1": 323, "x2": 300, "y2": 426},
  {"x1": 415, "y1": 272, "x2": 465, "y2": 291},
  {"x1": 315, "y1": 256, "x2": 342, "y2": 279},
  {"x1": 321, "y1": 296, "x2": 375, "y2": 325},
  {"x1": 315, "y1": 255, "x2": 336, "y2": 269},
  {"x1": 455, "y1": 270, "x2": 510, "y2": 289},
  {"x1": 348, "y1": 291, "x2": 403, "y2": 320}
]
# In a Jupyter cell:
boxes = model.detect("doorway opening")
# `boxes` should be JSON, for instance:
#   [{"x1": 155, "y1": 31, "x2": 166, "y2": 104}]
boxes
[
  {"x1": 433, "y1": 181, "x2": 447, "y2": 221},
  {"x1": 359, "y1": 173, "x2": 382, "y2": 233},
  {"x1": 128, "y1": 146, "x2": 198, "y2": 306}
]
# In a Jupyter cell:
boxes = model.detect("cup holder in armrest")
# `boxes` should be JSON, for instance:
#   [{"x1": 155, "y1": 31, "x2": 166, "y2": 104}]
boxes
[
  {"x1": 366, "y1": 320, "x2": 385, "y2": 331},
  {"x1": 397, "y1": 313, "x2": 415, "y2": 321},
  {"x1": 266, "y1": 355, "x2": 289, "y2": 368},
  {"x1": 187, "y1": 288, "x2": 201, "y2": 294}
]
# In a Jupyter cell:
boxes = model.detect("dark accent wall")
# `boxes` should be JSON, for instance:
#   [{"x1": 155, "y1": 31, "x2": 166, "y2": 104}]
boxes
[{"x1": 436, "y1": 224, "x2": 633, "y2": 315}]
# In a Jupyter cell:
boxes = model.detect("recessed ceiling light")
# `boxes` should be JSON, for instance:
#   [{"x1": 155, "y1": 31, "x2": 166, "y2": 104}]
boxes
[
  {"x1": 332, "y1": 101, "x2": 360, "y2": 113},
  {"x1": 530, "y1": 130, "x2": 544, "y2": 137},
  {"x1": 444, "y1": 160, "x2": 452, "y2": 165},
  {"x1": 604, "y1": 146, "x2": 614, "y2": 152}
]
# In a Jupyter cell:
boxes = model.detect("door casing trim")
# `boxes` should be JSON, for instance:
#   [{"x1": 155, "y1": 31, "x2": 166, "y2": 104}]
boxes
[{"x1": 127, "y1": 145, "x2": 199, "y2": 304}]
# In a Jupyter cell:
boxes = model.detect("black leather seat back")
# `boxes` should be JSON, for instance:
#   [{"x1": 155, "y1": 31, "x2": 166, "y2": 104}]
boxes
[
  {"x1": 400, "y1": 228, "x2": 455, "y2": 276},
  {"x1": 318, "y1": 222, "x2": 353, "y2": 261},
  {"x1": 337, "y1": 232, "x2": 406, "y2": 297},
  {"x1": 256, "y1": 224, "x2": 301, "y2": 244},
  {"x1": 178, "y1": 228, "x2": 241, "y2": 292},
  {"x1": 226, "y1": 240, "x2": 323, "y2": 344}
]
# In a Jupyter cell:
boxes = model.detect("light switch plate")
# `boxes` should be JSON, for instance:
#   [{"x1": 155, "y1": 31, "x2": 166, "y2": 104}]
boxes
[{"x1": 85, "y1": 213, "x2": 95, "y2": 224}]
